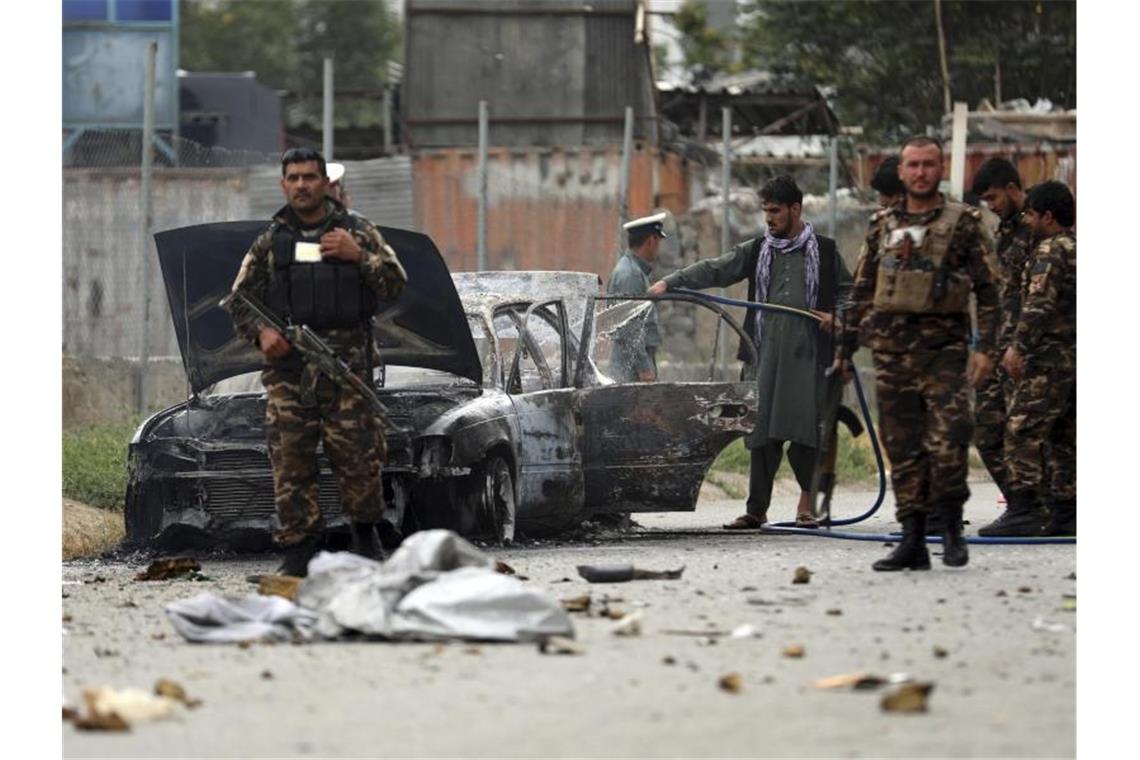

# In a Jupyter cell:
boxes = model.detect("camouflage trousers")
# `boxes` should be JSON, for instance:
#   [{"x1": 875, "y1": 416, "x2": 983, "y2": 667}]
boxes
[
  {"x1": 263, "y1": 367, "x2": 387, "y2": 546},
  {"x1": 1004, "y1": 357, "x2": 1076, "y2": 504},
  {"x1": 872, "y1": 347, "x2": 973, "y2": 521},
  {"x1": 972, "y1": 365, "x2": 1012, "y2": 495}
]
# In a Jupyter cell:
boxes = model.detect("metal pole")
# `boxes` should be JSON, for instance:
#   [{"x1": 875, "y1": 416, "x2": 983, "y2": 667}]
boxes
[
  {"x1": 137, "y1": 41, "x2": 157, "y2": 414},
  {"x1": 477, "y1": 100, "x2": 489, "y2": 271},
  {"x1": 950, "y1": 101, "x2": 969, "y2": 200},
  {"x1": 828, "y1": 135, "x2": 839, "y2": 237},
  {"x1": 616, "y1": 106, "x2": 634, "y2": 258},
  {"x1": 716, "y1": 106, "x2": 732, "y2": 380},
  {"x1": 323, "y1": 57, "x2": 334, "y2": 160},
  {"x1": 382, "y1": 85, "x2": 393, "y2": 154}
]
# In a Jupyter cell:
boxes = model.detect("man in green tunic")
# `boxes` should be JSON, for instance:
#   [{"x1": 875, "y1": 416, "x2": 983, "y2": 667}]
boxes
[{"x1": 649, "y1": 176, "x2": 851, "y2": 528}]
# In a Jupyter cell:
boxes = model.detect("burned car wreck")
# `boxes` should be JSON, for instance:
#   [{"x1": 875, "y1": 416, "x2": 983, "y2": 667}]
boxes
[{"x1": 125, "y1": 222, "x2": 759, "y2": 549}]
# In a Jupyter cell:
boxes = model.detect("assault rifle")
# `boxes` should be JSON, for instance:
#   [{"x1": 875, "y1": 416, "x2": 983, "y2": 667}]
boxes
[{"x1": 220, "y1": 290, "x2": 393, "y2": 429}]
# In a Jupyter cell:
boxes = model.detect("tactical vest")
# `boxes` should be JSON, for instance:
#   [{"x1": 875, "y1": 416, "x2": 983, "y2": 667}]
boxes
[
  {"x1": 872, "y1": 202, "x2": 972, "y2": 314},
  {"x1": 266, "y1": 216, "x2": 377, "y2": 329}
]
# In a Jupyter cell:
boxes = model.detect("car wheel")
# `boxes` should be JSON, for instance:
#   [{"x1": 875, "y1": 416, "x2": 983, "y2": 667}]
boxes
[{"x1": 481, "y1": 455, "x2": 516, "y2": 545}]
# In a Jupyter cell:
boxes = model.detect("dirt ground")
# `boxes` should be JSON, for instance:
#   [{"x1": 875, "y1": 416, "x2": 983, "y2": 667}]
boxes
[{"x1": 61, "y1": 481, "x2": 1075, "y2": 758}]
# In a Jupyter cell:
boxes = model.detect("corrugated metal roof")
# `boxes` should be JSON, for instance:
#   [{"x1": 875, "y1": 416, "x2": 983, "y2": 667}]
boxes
[
  {"x1": 657, "y1": 70, "x2": 820, "y2": 97},
  {"x1": 248, "y1": 157, "x2": 416, "y2": 229}
]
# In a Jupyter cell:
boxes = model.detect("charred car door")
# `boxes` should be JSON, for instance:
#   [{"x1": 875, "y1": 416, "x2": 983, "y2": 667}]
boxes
[
  {"x1": 574, "y1": 293, "x2": 758, "y2": 513},
  {"x1": 499, "y1": 300, "x2": 585, "y2": 530}
]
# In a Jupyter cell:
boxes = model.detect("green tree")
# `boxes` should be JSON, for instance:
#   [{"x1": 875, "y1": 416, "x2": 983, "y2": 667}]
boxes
[
  {"x1": 726, "y1": 1, "x2": 1075, "y2": 142},
  {"x1": 180, "y1": 1, "x2": 402, "y2": 94},
  {"x1": 673, "y1": 0, "x2": 732, "y2": 77}
]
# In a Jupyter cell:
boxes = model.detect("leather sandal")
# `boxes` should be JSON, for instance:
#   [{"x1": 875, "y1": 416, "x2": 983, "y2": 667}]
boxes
[
  {"x1": 723, "y1": 513, "x2": 766, "y2": 530},
  {"x1": 794, "y1": 514, "x2": 820, "y2": 529}
]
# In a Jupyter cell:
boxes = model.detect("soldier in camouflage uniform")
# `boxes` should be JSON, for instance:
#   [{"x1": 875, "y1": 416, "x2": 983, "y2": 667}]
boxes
[
  {"x1": 969, "y1": 158, "x2": 1036, "y2": 508},
  {"x1": 225, "y1": 147, "x2": 408, "y2": 576},
  {"x1": 986, "y1": 181, "x2": 1076, "y2": 537},
  {"x1": 836, "y1": 137, "x2": 1001, "y2": 571}
]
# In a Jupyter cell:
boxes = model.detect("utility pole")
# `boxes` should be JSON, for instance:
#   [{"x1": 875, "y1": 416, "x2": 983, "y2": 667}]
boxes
[
  {"x1": 323, "y1": 57, "x2": 334, "y2": 160},
  {"x1": 136, "y1": 41, "x2": 157, "y2": 415},
  {"x1": 477, "y1": 100, "x2": 489, "y2": 271},
  {"x1": 934, "y1": 0, "x2": 952, "y2": 115}
]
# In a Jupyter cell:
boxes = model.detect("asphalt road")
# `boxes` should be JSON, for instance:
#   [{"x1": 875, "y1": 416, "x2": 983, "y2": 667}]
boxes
[{"x1": 62, "y1": 481, "x2": 1075, "y2": 758}]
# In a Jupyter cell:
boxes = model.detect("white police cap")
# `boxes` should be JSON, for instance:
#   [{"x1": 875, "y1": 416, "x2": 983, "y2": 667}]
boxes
[
  {"x1": 623, "y1": 211, "x2": 668, "y2": 237},
  {"x1": 327, "y1": 162, "x2": 346, "y2": 184}
]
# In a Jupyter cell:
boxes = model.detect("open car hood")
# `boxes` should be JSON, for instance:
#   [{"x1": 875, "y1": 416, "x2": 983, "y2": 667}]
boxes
[{"x1": 154, "y1": 222, "x2": 483, "y2": 392}]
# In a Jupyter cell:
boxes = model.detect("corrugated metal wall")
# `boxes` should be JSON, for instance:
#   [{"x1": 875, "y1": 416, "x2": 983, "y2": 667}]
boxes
[{"x1": 412, "y1": 145, "x2": 691, "y2": 275}]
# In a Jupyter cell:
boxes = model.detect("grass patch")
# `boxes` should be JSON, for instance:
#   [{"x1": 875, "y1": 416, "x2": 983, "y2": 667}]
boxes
[
  {"x1": 62, "y1": 419, "x2": 141, "y2": 510},
  {"x1": 711, "y1": 427, "x2": 882, "y2": 484},
  {"x1": 63, "y1": 499, "x2": 125, "y2": 559}
]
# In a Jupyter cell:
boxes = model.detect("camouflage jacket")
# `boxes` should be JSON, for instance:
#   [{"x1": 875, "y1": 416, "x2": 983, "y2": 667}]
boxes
[
  {"x1": 994, "y1": 209, "x2": 1037, "y2": 347},
  {"x1": 1010, "y1": 231, "x2": 1076, "y2": 360},
  {"x1": 225, "y1": 197, "x2": 408, "y2": 369},
  {"x1": 838, "y1": 195, "x2": 1001, "y2": 358}
]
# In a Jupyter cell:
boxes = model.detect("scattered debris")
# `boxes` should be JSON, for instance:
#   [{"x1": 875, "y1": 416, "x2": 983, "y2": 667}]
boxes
[
  {"x1": 782, "y1": 644, "x2": 805, "y2": 658},
  {"x1": 260, "y1": 670, "x2": 273, "y2": 680},
  {"x1": 1066, "y1": 572, "x2": 1076, "y2": 580},
  {"x1": 494, "y1": 560, "x2": 516, "y2": 575},
  {"x1": 136, "y1": 557, "x2": 201, "y2": 582},
  {"x1": 880, "y1": 682, "x2": 934, "y2": 713},
  {"x1": 538, "y1": 636, "x2": 585, "y2": 655},
  {"x1": 1032, "y1": 616, "x2": 1073, "y2": 634},
  {"x1": 746, "y1": 596, "x2": 810, "y2": 607},
  {"x1": 611, "y1": 611, "x2": 644, "y2": 637},
  {"x1": 811, "y1": 672, "x2": 891, "y2": 690},
  {"x1": 154, "y1": 679, "x2": 202, "y2": 709},
  {"x1": 932, "y1": 646, "x2": 949, "y2": 659},
  {"x1": 599, "y1": 607, "x2": 627, "y2": 620},
  {"x1": 576, "y1": 564, "x2": 685, "y2": 583},
  {"x1": 730, "y1": 624, "x2": 760, "y2": 639},
  {"x1": 94, "y1": 648, "x2": 119, "y2": 658},
  {"x1": 248, "y1": 574, "x2": 304, "y2": 602},
  {"x1": 464, "y1": 646, "x2": 483, "y2": 656},
  {"x1": 740, "y1": 586, "x2": 758, "y2": 592},
  {"x1": 718, "y1": 673, "x2": 743, "y2": 694},
  {"x1": 662, "y1": 628, "x2": 731, "y2": 637},
  {"x1": 1018, "y1": 586, "x2": 1033, "y2": 594},
  {"x1": 1062, "y1": 594, "x2": 1076, "y2": 612},
  {"x1": 560, "y1": 594, "x2": 592, "y2": 613},
  {"x1": 662, "y1": 655, "x2": 677, "y2": 666},
  {"x1": 68, "y1": 687, "x2": 180, "y2": 730},
  {"x1": 826, "y1": 609, "x2": 843, "y2": 616},
  {"x1": 995, "y1": 590, "x2": 1008, "y2": 597},
  {"x1": 792, "y1": 567, "x2": 812, "y2": 584}
]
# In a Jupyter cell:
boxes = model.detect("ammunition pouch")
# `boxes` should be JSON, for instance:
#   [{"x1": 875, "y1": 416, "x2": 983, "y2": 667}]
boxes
[{"x1": 872, "y1": 203, "x2": 970, "y2": 314}]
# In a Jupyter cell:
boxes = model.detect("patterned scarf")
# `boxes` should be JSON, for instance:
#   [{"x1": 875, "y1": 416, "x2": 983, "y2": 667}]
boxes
[{"x1": 753, "y1": 220, "x2": 820, "y2": 344}]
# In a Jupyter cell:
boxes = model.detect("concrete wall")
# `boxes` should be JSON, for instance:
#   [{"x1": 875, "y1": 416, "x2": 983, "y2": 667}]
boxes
[{"x1": 63, "y1": 168, "x2": 253, "y2": 360}]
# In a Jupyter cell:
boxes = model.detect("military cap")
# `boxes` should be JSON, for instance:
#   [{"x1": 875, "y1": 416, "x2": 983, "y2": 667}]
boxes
[{"x1": 623, "y1": 211, "x2": 669, "y2": 238}]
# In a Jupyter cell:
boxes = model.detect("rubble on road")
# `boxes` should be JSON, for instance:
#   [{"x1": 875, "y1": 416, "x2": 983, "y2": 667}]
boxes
[{"x1": 135, "y1": 557, "x2": 201, "y2": 581}]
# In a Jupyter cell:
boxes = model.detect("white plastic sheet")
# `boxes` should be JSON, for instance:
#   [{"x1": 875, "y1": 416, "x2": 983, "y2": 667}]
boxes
[{"x1": 165, "y1": 530, "x2": 574, "y2": 644}]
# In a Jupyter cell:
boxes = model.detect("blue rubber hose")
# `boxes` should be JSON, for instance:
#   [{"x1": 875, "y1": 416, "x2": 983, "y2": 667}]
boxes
[{"x1": 669, "y1": 287, "x2": 1075, "y2": 546}]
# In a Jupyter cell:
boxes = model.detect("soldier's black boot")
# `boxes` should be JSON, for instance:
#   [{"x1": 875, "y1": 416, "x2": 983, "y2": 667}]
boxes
[
  {"x1": 873, "y1": 514, "x2": 931, "y2": 572},
  {"x1": 350, "y1": 522, "x2": 388, "y2": 562},
  {"x1": 977, "y1": 490, "x2": 1046, "y2": 537},
  {"x1": 277, "y1": 534, "x2": 321, "y2": 577},
  {"x1": 1042, "y1": 501, "x2": 1077, "y2": 537},
  {"x1": 940, "y1": 503, "x2": 969, "y2": 567}
]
